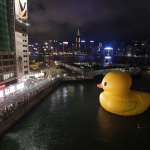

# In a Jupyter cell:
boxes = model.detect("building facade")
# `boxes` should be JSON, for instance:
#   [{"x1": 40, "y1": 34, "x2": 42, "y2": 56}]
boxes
[
  {"x1": 0, "y1": 0, "x2": 29, "y2": 87},
  {"x1": 49, "y1": 40, "x2": 58, "y2": 54},
  {"x1": 76, "y1": 30, "x2": 81, "y2": 51}
]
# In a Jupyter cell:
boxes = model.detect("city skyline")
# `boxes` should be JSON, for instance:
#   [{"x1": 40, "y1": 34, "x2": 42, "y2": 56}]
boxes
[{"x1": 28, "y1": 0, "x2": 150, "y2": 43}]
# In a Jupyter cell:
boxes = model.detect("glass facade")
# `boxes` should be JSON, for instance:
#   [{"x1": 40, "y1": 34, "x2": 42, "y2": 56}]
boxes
[{"x1": 0, "y1": 0, "x2": 11, "y2": 51}]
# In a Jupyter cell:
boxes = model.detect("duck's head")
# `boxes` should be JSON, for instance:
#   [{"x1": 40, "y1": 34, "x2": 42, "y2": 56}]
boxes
[{"x1": 97, "y1": 71, "x2": 132, "y2": 93}]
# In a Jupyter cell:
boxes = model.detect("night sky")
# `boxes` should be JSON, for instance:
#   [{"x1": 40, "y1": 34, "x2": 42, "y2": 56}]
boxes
[{"x1": 28, "y1": 0, "x2": 150, "y2": 44}]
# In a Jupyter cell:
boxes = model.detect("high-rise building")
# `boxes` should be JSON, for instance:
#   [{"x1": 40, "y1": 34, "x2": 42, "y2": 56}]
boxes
[
  {"x1": 14, "y1": 0, "x2": 29, "y2": 82},
  {"x1": 80, "y1": 40, "x2": 86, "y2": 54},
  {"x1": 145, "y1": 39, "x2": 150, "y2": 56},
  {"x1": 63, "y1": 42, "x2": 68, "y2": 54},
  {"x1": 29, "y1": 43, "x2": 41, "y2": 54},
  {"x1": 126, "y1": 45, "x2": 133, "y2": 56},
  {"x1": 89, "y1": 41, "x2": 95, "y2": 55},
  {"x1": 0, "y1": 0, "x2": 29, "y2": 87},
  {"x1": 76, "y1": 30, "x2": 81, "y2": 51},
  {"x1": 49, "y1": 40, "x2": 53, "y2": 54},
  {"x1": 98, "y1": 43, "x2": 103, "y2": 55},
  {"x1": 49, "y1": 40, "x2": 58, "y2": 54}
]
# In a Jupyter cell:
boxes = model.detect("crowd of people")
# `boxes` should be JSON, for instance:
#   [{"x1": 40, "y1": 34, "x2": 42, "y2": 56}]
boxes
[{"x1": 0, "y1": 77, "x2": 61, "y2": 124}]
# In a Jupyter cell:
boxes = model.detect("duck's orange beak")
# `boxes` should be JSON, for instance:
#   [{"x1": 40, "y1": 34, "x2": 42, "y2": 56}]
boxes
[{"x1": 97, "y1": 83, "x2": 103, "y2": 88}]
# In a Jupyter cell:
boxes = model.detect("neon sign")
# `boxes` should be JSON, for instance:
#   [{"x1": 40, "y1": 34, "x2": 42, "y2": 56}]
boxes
[{"x1": 0, "y1": 85, "x2": 5, "y2": 90}]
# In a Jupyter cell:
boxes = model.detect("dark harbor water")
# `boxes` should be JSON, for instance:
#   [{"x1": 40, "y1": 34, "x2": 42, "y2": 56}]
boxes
[{"x1": 0, "y1": 71, "x2": 150, "y2": 150}]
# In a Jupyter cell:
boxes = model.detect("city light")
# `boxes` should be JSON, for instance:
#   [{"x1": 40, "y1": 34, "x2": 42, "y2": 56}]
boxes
[
  {"x1": 25, "y1": 22, "x2": 30, "y2": 26},
  {"x1": 18, "y1": 19, "x2": 23, "y2": 23},
  {"x1": 104, "y1": 47, "x2": 113, "y2": 50},
  {"x1": 5, "y1": 85, "x2": 15, "y2": 95},
  {"x1": 16, "y1": 82, "x2": 24, "y2": 90},
  {"x1": 127, "y1": 53, "x2": 132, "y2": 57},
  {"x1": 63, "y1": 42, "x2": 68, "y2": 44},
  {"x1": 104, "y1": 56, "x2": 112, "y2": 59},
  {"x1": 0, "y1": 85, "x2": 5, "y2": 90},
  {"x1": 104, "y1": 47, "x2": 113, "y2": 56}
]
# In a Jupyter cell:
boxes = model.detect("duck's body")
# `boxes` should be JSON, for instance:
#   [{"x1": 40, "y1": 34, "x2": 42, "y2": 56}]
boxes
[
  {"x1": 100, "y1": 90, "x2": 150, "y2": 116},
  {"x1": 97, "y1": 71, "x2": 150, "y2": 116}
]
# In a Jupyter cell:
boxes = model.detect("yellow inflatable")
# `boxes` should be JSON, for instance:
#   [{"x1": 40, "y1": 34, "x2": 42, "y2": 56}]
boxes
[{"x1": 97, "y1": 71, "x2": 150, "y2": 116}]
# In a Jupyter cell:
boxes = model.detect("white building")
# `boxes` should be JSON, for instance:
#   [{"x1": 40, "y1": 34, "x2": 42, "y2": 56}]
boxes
[{"x1": 0, "y1": 0, "x2": 29, "y2": 86}]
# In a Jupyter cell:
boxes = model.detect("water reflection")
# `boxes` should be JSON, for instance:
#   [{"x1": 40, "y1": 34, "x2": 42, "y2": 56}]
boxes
[
  {"x1": 0, "y1": 73, "x2": 150, "y2": 150},
  {"x1": 96, "y1": 106, "x2": 150, "y2": 149},
  {"x1": 62, "y1": 86, "x2": 68, "y2": 99}
]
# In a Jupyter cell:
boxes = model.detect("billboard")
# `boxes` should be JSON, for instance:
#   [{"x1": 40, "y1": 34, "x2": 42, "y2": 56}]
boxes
[
  {"x1": 5, "y1": 85, "x2": 15, "y2": 95},
  {"x1": 16, "y1": 82, "x2": 24, "y2": 90},
  {"x1": 15, "y1": 0, "x2": 28, "y2": 21},
  {"x1": 0, "y1": 90, "x2": 4, "y2": 98}
]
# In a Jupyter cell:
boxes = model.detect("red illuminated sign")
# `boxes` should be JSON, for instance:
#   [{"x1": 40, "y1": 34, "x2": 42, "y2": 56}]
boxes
[{"x1": 0, "y1": 85, "x2": 5, "y2": 90}]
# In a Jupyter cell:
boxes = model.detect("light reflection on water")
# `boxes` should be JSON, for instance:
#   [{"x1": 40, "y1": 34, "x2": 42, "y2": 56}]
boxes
[{"x1": 0, "y1": 74, "x2": 150, "y2": 150}]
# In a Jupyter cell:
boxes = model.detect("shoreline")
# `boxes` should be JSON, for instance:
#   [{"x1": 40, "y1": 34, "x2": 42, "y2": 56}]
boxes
[{"x1": 0, "y1": 79, "x2": 61, "y2": 137}]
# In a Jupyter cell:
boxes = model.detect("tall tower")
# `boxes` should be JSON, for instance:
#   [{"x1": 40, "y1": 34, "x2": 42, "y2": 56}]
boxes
[
  {"x1": 49, "y1": 40, "x2": 58, "y2": 54},
  {"x1": 0, "y1": 0, "x2": 30, "y2": 87},
  {"x1": 53, "y1": 40, "x2": 58, "y2": 54},
  {"x1": 14, "y1": 0, "x2": 29, "y2": 82},
  {"x1": 0, "y1": 0, "x2": 16, "y2": 87},
  {"x1": 49, "y1": 40, "x2": 53, "y2": 54},
  {"x1": 76, "y1": 29, "x2": 81, "y2": 51}
]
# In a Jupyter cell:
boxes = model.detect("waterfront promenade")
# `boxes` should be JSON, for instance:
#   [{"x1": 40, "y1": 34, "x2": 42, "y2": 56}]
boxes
[
  {"x1": 0, "y1": 76, "x2": 62, "y2": 136},
  {"x1": 0, "y1": 79, "x2": 47, "y2": 107}
]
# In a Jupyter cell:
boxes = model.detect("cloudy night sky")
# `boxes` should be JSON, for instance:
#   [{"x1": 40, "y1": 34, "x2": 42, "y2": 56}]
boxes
[{"x1": 28, "y1": 0, "x2": 150, "y2": 44}]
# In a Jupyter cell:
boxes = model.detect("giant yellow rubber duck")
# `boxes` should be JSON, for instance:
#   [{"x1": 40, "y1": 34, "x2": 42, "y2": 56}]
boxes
[{"x1": 97, "y1": 71, "x2": 150, "y2": 116}]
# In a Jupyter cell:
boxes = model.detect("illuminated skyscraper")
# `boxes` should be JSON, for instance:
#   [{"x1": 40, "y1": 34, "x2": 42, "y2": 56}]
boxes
[
  {"x1": 49, "y1": 40, "x2": 53, "y2": 54},
  {"x1": 104, "y1": 47, "x2": 113, "y2": 56},
  {"x1": 63, "y1": 42, "x2": 68, "y2": 53},
  {"x1": 76, "y1": 29, "x2": 81, "y2": 51},
  {"x1": 49, "y1": 40, "x2": 58, "y2": 54},
  {"x1": 80, "y1": 40, "x2": 86, "y2": 54}
]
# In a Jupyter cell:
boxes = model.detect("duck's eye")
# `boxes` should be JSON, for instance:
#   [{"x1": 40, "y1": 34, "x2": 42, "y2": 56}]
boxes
[{"x1": 104, "y1": 82, "x2": 107, "y2": 86}]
